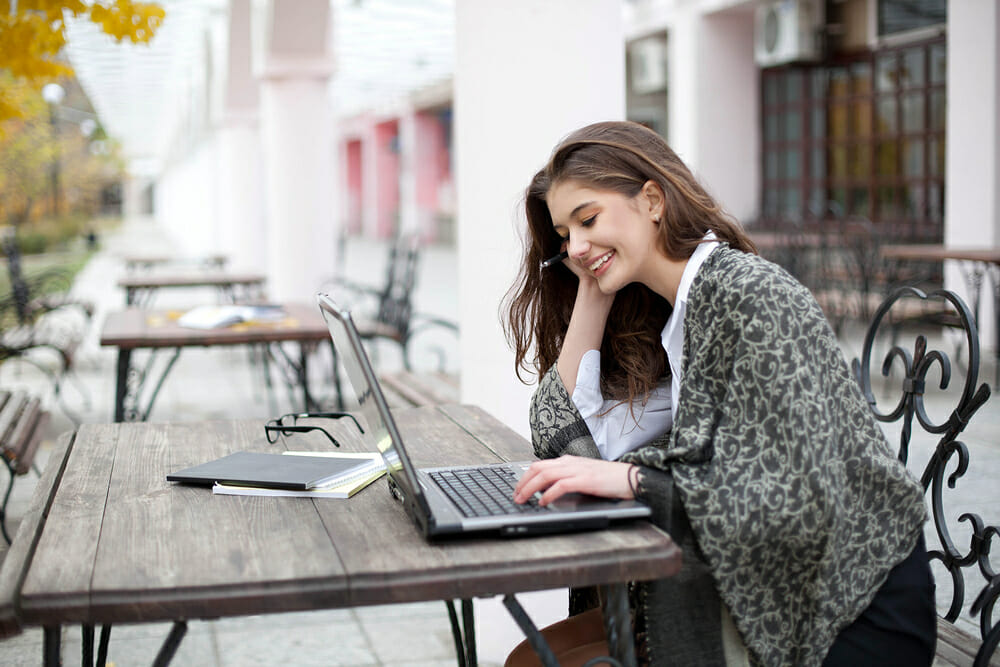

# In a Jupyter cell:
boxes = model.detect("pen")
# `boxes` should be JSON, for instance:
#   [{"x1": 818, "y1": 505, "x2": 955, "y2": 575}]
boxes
[{"x1": 540, "y1": 250, "x2": 569, "y2": 269}]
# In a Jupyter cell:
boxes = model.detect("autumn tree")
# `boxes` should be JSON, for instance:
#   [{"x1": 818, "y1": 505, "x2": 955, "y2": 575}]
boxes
[{"x1": 0, "y1": 0, "x2": 165, "y2": 122}]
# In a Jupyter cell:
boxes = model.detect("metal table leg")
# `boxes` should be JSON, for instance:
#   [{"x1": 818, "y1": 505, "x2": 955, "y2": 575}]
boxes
[
  {"x1": 43, "y1": 626, "x2": 60, "y2": 667},
  {"x1": 445, "y1": 599, "x2": 478, "y2": 667},
  {"x1": 114, "y1": 349, "x2": 132, "y2": 422}
]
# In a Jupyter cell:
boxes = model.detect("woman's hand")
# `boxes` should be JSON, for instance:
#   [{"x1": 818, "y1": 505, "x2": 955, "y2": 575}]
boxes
[
  {"x1": 513, "y1": 455, "x2": 636, "y2": 506},
  {"x1": 554, "y1": 243, "x2": 616, "y2": 395}
]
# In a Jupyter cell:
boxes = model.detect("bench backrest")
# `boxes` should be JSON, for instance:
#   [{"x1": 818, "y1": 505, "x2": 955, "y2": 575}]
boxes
[
  {"x1": 853, "y1": 286, "x2": 998, "y2": 665},
  {"x1": 1, "y1": 231, "x2": 32, "y2": 325},
  {"x1": 375, "y1": 233, "x2": 420, "y2": 338}
]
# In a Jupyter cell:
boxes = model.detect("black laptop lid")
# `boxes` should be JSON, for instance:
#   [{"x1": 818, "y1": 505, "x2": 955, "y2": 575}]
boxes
[{"x1": 316, "y1": 293, "x2": 432, "y2": 518}]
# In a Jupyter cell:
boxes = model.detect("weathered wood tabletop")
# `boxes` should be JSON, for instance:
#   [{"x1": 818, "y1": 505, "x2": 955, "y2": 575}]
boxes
[
  {"x1": 100, "y1": 303, "x2": 330, "y2": 349},
  {"x1": 100, "y1": 303, "x2": 332, "y2": 421},
  {"x1": 117, "y1": 271, "x2": 266, "y2": 306},
  {"x1": 0, "y1": 405, "x2": 679, "y2": 649}
]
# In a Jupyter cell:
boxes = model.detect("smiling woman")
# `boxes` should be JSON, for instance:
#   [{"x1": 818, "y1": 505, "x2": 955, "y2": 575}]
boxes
[{"x1": 501, "y1": 121, "x2": 935, "y2": 667}]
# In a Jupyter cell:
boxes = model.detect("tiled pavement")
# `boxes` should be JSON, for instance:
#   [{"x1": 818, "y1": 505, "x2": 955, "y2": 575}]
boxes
[{"x1": 0, "y1": 217, "x2": 997, "y2": 665}]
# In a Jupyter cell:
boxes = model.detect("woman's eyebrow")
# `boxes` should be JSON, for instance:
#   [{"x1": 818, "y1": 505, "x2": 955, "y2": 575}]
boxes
[{"x1": 569, "y1": 201, "x2": 596, "y2": 219}]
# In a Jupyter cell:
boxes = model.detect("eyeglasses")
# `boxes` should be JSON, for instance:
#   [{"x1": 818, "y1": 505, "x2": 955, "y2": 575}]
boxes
[{"x1": 264, "y1": 411, "x2": 365, "y2": 448}]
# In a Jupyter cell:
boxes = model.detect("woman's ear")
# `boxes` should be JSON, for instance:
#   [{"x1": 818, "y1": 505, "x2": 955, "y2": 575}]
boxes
[{"x1": 641, "y1": 180, "x2": 665, "y2": 222}]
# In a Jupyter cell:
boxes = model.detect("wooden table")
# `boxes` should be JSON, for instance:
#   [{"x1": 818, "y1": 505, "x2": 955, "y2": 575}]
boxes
[
  {"x1": 100, "y1": 303, "x2": 332, "y2": 422},
  {"x1": 123, "y1": 254, "x2": 228, "y2": 273},
  {"x1": 0, "y1": 406, "x2": 681, "y2": 667},
  {"x1": 117, "y1": 271, "x2": 266, "y2": 306}
]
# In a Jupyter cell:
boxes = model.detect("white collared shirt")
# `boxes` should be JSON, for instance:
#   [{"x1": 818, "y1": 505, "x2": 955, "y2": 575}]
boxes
[
  {"x1": 570, "y1": 233, "x2": 719, "y2": 460},
  {"x1": 660, "y1": 232, "x2": 720, "y2": 412}
]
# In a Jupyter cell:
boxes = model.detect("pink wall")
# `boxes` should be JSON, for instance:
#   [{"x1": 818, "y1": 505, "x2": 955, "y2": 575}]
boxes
[
  {"x1": 344, "y1": 139, "x2": 362, "y2": 234},
  {"x1": 374, "y1": 119, "x2": 400, "y2": 238}
]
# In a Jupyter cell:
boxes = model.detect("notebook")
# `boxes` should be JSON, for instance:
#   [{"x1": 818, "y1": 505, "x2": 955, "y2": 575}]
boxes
[
  {"x1": 316, "y1": 292, "x2": 652, "y2": 539},
  {"x1": 166, "y1": 451, "x2": 382, "y2": 491}
]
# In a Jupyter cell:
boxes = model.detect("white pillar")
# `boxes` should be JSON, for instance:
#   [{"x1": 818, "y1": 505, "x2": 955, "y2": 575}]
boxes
[
  {"x1": 668, "y1": 6, "x2": 759, "y2": 222},
  {"x1": 398, "y1": 107, "x2": 419, "y2": 236},
  {"x1": 455, "y1": 0, "x2": 625, "y2": 436},
  {"x1": 945, "y1": 0, "x2": 1000, "y2": 350},
  {"x1": 455, "y1": 1, "x2": 625, "y2": 661},
  {"x1": 217, "y1": 0, "x2": 264, "y2": 272},
  {"x1": 259, "y1": 76, "x2": 337, "y2": 300},
  {"x1": 256, "y1": 0, "x2": 337, "y2": 301}
]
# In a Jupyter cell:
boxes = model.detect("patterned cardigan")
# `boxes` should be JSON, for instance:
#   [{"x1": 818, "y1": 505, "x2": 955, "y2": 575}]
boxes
[{"x1": 528, "y1": 245, "x2": 927, "y2": 666}]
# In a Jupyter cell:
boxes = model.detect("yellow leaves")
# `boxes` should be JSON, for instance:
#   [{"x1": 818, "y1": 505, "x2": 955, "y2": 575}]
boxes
[
  {"x1": 0, "y1": 1, "x2": 165, "y2": 121},
  {"x1": 89, "y1": 1, "x2": 165, "y2": 45}
]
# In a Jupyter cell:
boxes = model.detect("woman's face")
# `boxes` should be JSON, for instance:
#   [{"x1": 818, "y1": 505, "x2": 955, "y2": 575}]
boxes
[{"x1": 545, "y1": 179, "x2": 661, "y2": 294}]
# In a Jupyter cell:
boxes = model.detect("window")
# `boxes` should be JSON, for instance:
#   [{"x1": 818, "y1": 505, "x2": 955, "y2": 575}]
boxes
[
  {"x1": 760, "y1": 36, "x2": 945, "y2": 241},
  {"x1": 878, "y1": 0, "x2": 946, "y2": 37}
]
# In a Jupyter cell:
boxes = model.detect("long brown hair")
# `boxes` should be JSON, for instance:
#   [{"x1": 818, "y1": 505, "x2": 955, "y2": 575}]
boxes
[{"x1": 502, "y1": 121, "x2": 756, "y2": 403}]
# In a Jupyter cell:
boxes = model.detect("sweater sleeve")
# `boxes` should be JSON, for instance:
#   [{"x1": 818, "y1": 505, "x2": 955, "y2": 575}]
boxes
[{"x1": 528, "y1": 364, "x2": 601, "y2": 460}]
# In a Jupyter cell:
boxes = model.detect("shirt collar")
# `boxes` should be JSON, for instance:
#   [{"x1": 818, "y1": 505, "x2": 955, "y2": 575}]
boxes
[{"x1": 674, "y1": 231, "x2": 720, "y2": 309}]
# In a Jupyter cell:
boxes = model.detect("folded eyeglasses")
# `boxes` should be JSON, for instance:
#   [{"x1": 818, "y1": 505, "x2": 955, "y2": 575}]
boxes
[{"x1": 264, "y1": 411, "x2": 364, "y2": 448}]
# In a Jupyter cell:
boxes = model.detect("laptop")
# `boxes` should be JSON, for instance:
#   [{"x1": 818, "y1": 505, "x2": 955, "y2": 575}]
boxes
[{"x1": 316, "y1": 292, "x2": 651, "y2": 539}]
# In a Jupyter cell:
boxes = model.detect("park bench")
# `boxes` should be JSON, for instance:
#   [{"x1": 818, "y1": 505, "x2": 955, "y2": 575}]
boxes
[
  {"x1": 1, "y1": 231, "x2": 92, "y2": 424},
  {"x1": 0, "y1": 390, "x2": 49, "y2": 545},
  {"x1": 853, "y1": 286, "x2": 998, "y2": 666},
  {"x1": 325, "y1": 232, "x2": 458, "y2": 372}
]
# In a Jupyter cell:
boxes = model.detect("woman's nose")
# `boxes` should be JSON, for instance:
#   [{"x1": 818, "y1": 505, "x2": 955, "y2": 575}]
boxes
[{"x1": 567, "y1": 233, "x2": 590, "y2": 260}]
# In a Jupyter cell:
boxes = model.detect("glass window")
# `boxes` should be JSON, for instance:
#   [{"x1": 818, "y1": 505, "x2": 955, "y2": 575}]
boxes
[
  {"x1": 930, "y1": 43, "x2": 946, "y2": 84},
  {"x1": 876, "y1": 56, "x2": 898, "y2": 93},
  {"x1": 930, "y1": 89, "x2": 946, "y2": 132},
  {"x1": 876, "y1": 97, "x2": 898, "y2": 134},
  {"x1": 758, "y1": 36, "x2": 942, "y2": 240},
  {"x1": 902, "y1": 92, "x2": 925, "y2": 132},
  {"x1": 901, "y1": 48, "x2": 925, "y2": 88},
  {"x1": 903, "y1": 139, "x2": 925, "y2": 177},
  {"x1": 878, "y1": 0, "x2": 946, "y2": 36}
]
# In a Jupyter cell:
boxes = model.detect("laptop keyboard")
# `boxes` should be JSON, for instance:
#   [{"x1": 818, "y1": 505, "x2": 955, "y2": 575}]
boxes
[{"x1": 429, "y1": 466, "x2": 549, "y2": 518}]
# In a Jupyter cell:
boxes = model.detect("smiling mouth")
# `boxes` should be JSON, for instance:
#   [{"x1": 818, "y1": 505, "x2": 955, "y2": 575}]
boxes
[{"x1": 588, "y1": 250, "x2": 615, "y2": 272}]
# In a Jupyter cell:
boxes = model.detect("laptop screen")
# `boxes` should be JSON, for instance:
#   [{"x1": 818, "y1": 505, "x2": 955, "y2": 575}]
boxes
[{"x1": 316, "y1": 293, "x2": 429, "y2": 512}]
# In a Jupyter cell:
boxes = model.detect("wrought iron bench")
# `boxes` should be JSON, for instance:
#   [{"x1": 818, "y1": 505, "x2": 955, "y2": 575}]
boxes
[
  {"x1": 853, "y1": 286, "x2": 998, "y2": 666},
  {"x1": 324, "y1": 233, "x2": 458, "y2": 372},
  {"x1": 0, "y1": 390, "x2": 49, "y2": 545}
]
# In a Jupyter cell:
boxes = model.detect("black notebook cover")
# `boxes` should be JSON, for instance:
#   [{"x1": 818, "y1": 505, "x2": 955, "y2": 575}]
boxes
[{"x1": 166, "y1": 451, "x2": 379, "y2": 490}]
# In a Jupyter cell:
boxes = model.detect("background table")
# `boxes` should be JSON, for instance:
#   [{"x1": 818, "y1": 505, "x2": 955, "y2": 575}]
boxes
[
  {"x1": 0, "y1": 406, "x2": 680, "y2": 666},
  {"x1": 100, "y1": 303, "x2": 332, "y2": 421},
  {"x1": 117, "y1": 272, "x2": 266, "y2": 306}
]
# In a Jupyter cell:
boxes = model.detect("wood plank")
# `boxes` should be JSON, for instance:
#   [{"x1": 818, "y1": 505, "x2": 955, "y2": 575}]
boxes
[
  {"x1": 99, "y1": 303, "x2": 330, "y2": 350},
  {"x1": 19, "y1": 424, "x2": 118, "y2": 625},
  {"x1": 117, "y1": 272, "x2": 265, "y2": 290},
  {"x1": 436, "y1": 404, "x2": 536, "y2": 462},
  {"x1": 311, "y1": 406, "x2": 680, "y2": 606},
  {"x1": 86, "y1": 420, "x2": 349, "y2": 623},
  {"x1": 0, "y1": 431, "x2": 74, "y2": 638}
]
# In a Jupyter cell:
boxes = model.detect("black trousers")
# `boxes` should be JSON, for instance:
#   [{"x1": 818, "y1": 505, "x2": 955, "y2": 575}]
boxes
[{"x1": 823, "y1": 535, "x2": 937, "y2": 667}]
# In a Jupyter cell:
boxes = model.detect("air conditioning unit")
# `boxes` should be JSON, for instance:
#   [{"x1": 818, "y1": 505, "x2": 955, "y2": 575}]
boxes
[
  {"x1": 754, "y1": 0, "x2": 824, "y2": 68},
  {"x1": 629, "y1": 35, "x2": 667, "y2": 95}
]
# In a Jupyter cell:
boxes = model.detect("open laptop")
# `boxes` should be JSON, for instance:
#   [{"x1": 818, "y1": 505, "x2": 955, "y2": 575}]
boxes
[{"x1": 316, "y1": 292, "x2": 651, "y2": 539}]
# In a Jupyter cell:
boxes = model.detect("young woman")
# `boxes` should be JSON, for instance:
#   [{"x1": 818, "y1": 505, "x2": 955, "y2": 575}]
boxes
[{"x1": 502, "y1": 121, "x2": 935, "y2": 666}]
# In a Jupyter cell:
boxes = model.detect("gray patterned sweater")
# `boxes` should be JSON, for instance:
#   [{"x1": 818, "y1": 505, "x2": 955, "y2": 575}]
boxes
[{"x1": 528, "y1": 245, "x2": 927, "y2": 666}]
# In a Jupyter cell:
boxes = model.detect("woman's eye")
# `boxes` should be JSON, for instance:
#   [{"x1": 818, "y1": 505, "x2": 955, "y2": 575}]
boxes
[{"x1": 581, "y1": 215, "x2": 596, "y2": 228}]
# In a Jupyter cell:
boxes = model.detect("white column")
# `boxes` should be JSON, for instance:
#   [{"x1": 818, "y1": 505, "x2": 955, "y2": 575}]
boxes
[
  {"x1": 217, "y1": 0, "x2": 264, "y2": 272},
  {"x1": 398, "y1": 108, "x2": 419, "y2": 236},
  {"x1": 259, "y1": 76, "x2": 337, "y2": 300},
  {"x1": 455, "y1": 1, "x2": 625, "y2": 661},
  {"x1": 945, "y1": 0, "x2": 1000, "y2": 350},
  {"x1": 668, "y1": 6, "x2": 759, "y2": 222},
  {"x1": 256, "y1": 0, "x2": 337, "y2": 301},
  {"x1": 455, "y1": 0, "x2": 625, "y2": 436}
]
